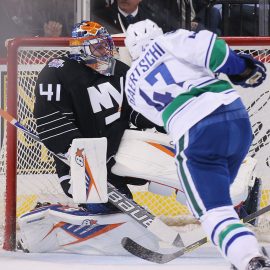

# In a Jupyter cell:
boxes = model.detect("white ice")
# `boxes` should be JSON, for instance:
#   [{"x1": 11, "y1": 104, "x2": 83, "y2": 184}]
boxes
[{"x1": 3, "y1": 243, "x2": 266, "y2": 270}]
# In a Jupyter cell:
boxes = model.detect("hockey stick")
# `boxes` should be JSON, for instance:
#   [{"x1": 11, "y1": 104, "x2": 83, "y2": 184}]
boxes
[
  {"x1": 0, "y1": 108, "x2": 183, "y2": 247},
  {"x1": 121, "y1": 203, "x2": 270, "y2": 264}
]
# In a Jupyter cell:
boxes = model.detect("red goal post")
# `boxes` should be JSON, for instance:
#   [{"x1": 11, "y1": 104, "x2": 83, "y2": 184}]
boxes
[{"x1": 1, "y1": 36, "x2": 270, "y2": 251}]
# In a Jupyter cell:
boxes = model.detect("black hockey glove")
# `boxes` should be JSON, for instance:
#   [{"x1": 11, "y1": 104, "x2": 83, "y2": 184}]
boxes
[
  {"x1": 228, "y1": 54, "x2": 266, "y2": 88},
  {"x1": 60, "y1": 177, "x2": 73, "y2": 198}
]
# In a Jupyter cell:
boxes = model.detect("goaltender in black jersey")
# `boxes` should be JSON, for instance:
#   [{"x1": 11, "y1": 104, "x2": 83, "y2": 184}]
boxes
[{"x1": 34, "y1": 21, "x2": 157, "y2": 210}]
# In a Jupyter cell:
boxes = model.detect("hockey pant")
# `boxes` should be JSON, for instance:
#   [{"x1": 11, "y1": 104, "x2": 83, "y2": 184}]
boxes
[{"x1": 175, "y1": 101, "x2": 261, "y2": 270}]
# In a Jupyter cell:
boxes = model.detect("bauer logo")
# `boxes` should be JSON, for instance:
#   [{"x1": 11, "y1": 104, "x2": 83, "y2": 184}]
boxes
[
  {"x1": 48, "y1": 59, "x2": 65, "y2": 68},
  {"x1": 108, "y1": 190, "x2": 153, "y2": 227},
  {"x1": 75, "y1": 148, "x2": 84, "y2": 167}
]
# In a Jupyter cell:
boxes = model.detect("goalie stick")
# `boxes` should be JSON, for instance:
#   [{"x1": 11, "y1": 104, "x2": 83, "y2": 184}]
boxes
[
  {"x1": 122, "y1": 203, "x2": 270, "y2": 264},
  {"x1": 0, "y1": 108, "x2": 183, "y2": 247}
]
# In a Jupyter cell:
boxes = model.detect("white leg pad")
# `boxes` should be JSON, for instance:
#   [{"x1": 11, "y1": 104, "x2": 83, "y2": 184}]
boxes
[
  {"x1": 112, "y1": 130, "x2": 257, "y2": 206},
  {"x1": 18, "y1": 205, "x2": 160, "y2": 255}
]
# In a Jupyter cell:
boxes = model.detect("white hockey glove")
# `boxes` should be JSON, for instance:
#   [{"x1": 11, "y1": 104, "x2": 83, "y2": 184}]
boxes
[{"x1": 228, "y1": 54, "x2": 266, "y2": 88}]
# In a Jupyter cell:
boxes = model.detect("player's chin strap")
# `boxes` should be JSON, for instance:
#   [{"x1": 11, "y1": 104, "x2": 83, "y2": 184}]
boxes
[{"x1": 0, "y1": 108, "x2": 184, "y2": 248}]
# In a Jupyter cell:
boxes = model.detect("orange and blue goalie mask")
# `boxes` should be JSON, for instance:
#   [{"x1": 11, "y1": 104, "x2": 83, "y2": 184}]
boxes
[{"x1": 69, "y1": 21, "x2": 118, "y2": 76}]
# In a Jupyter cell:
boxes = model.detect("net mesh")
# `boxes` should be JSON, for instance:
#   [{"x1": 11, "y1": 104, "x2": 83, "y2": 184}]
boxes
[{"x1": 1, "y1": 39, "x2": 270, "y2": 248}]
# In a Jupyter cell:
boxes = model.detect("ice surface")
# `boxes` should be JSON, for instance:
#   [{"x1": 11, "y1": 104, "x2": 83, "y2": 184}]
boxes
[{"x1": 0, "y1": 244, "x2": 235, "y2": 270}]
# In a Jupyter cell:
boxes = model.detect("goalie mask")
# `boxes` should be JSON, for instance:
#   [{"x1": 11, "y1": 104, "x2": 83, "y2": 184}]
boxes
[
  {"x1": 69, "y1": 21, "x2": 117, "y2": 76},
  {"x1": 125, "y1": 19, "x2": 163, "y2": 61}
]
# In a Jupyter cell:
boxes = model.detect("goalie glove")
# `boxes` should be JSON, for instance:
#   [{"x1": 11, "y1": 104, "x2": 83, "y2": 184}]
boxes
[{"x1": 228, "y1": 54, "x2": 266, "y2": 88}]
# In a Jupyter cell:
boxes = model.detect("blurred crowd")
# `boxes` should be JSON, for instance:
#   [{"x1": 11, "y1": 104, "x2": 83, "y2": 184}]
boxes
[
  {"x1": 0, "y1": 0, "x2": 75, "y2": 57},
  {"x1": 0, "y1": 0, "x2": 265, "y2": 58}
]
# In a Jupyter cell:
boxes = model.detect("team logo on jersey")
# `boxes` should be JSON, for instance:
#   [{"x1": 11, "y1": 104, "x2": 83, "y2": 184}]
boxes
[
  {"x1": 48, "y1": 59, "x2": 65, "y2": 68},
  {"x1": 87, "y1": 78, "x2": 124, "y2": 125},
  {"x1": 75, "y1": 148, "x2": 84, "y2": 167}
]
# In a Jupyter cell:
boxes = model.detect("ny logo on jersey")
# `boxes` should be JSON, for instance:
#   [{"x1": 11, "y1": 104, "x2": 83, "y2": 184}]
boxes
[{"x1": 87, "y1": 78, "x2": 124, "y2": 125}]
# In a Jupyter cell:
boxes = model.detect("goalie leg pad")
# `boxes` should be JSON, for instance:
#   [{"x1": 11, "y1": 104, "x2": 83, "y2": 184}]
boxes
[
  {"x1": 18, "y1": 204, "x2": 160, "y2": 255},
  {"x1": 18, "y1": 205, "x2": 60, "y2": 253},
  {"x1": 112, "y1": 130, "x2": 257, "y2": 207},
  {"x1": 112, "y1": 129, "x2": 181, "y2": 187}
]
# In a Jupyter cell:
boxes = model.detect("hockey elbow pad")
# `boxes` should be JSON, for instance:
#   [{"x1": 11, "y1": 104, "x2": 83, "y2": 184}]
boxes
[{"x1": 228, "y1": 54, "x2": 266, "y2": 88}]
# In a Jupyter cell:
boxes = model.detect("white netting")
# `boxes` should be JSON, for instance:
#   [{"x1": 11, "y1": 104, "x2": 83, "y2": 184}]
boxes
[{"x1": 230, "y1": 46, "x2": 270, "y2": 209}]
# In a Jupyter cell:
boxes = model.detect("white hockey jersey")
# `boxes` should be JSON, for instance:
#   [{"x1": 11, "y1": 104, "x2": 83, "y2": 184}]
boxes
[{"x1": 125, "y1": 29, "x2": 240, "y2": 142}]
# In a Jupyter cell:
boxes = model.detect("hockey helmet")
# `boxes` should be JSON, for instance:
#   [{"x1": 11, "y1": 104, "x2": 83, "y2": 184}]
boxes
[
  {"x1": 125, "y1": 19, "x2": 163, "y2": 60},
  {"x1": 69, "y1": 21, "x2": 117, "y2": 76}
]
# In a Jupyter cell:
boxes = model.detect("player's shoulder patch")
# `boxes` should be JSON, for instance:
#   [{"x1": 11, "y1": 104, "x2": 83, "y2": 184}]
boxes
[{"x1": 48, "y1": 58, "x2": 65, "y2": 68}]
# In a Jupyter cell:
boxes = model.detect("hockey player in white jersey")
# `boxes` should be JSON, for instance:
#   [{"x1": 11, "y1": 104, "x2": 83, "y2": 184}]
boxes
[
  {"x1": 124, "y1": 19, "x2": 268, "y2": 270},
  {"x1": 17, "y1": 20, "x2": 262, "y2": 259}
]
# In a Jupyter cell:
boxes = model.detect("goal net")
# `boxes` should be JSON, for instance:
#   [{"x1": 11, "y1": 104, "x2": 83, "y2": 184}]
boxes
[{"x1": 0, "y1": 36, "x2": 270, "y2": 250}]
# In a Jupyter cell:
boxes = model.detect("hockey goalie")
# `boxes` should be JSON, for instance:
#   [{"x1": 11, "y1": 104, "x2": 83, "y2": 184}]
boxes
[{"x1": 18, "y1": 129, "x2": 259, "y2": 255}]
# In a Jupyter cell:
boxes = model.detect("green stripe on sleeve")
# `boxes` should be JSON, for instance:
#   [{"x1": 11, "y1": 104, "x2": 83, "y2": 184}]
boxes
[{"x1": 209, "y1": 38, "x2": 228, "y2": 72}]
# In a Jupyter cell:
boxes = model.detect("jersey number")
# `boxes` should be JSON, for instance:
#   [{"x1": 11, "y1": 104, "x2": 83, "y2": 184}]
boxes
[
  {"x1": 39, "y1": 84, "x2": 61, "y2": 101},
  {"x1": 140, "y1": 63, "x2": 174, "y2": 111}
]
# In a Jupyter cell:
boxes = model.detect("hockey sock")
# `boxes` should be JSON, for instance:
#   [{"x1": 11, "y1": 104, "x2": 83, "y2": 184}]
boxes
[{"x1": 200, "y1": 205, "x2": 262, "y2": 270}]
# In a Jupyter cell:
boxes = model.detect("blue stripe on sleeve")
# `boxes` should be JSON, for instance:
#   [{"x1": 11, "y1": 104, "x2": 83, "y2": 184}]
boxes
[{"x1": 216, "y1": 49, "x2": 246, "y2": 75}]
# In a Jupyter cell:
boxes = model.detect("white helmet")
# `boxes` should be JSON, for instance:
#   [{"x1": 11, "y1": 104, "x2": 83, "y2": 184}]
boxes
[{"x1": 125, "y1": 19, "x2": 163, "y2": 60}]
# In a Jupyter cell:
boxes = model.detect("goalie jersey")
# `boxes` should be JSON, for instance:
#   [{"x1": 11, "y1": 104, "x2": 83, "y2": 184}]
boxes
[
  {"x1": 125, "y1": 29, "x2": 248, "y2": 143},
  {"x1": 34, "y1": 57, "x2": 157, "y2": 180}
]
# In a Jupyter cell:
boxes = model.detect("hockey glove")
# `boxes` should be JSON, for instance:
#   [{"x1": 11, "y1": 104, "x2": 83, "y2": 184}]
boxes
[
  {"x1": 60, "y1": 177, "x2": 73, "y2": 198},
  {"x1": 228, "y1": 54, "x2": 266, "y2": 88}
]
